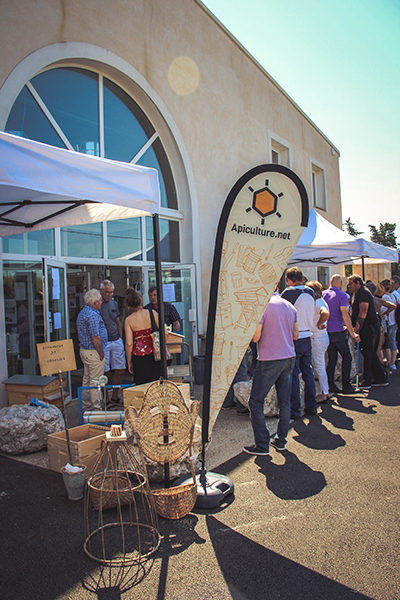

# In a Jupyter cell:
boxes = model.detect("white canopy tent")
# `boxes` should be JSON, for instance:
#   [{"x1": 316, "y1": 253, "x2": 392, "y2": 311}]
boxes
[
  {"x1": 0, "y1": 131, "x2": 160, "y2": 234},
  {"x1": 0, "y1": 131, "x2": 171, "y2": 409},
  {"x1": 289, "y1": 209, "x2": 398, "y2": 268}
]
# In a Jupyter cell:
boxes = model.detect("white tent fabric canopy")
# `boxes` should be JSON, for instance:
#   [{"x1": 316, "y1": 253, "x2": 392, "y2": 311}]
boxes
[
  {"x1": 289, "y1": 209, "x2": 398, "y2": 266},
  {"x1": 0, "y1": 131, "x2": 160, "y2": 237}
]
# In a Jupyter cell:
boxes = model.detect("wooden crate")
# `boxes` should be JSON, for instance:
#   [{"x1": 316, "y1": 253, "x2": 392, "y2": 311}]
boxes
[
  {"x1": 166, "y1": 331, "x2": 184, "y2": 354},
  {"x1": 47, "y1": 424, "x2": 109, "y2": 475},
  {"x1": 123, "y1": 382, "x2": 190, "y2": 411},
  {"x1": 4, "y1": 374, "x2": 62, "y2": 407}
]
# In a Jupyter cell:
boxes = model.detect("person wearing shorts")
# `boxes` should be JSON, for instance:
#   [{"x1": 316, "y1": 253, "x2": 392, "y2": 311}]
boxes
[{"x1": 100, "y1": 279, "x2": 126, "y2": 404}]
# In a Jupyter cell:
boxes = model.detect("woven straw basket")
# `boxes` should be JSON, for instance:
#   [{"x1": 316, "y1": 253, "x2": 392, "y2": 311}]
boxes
[
  {"x1": 126, "y1": 379, "x2": 200, "y2": 519},
  {"x1": 88, "y1": 471, "x2": 140, "y2": 511},
  {"x1": 152, "y1": 471, "x2": 197, "y2": 520}
]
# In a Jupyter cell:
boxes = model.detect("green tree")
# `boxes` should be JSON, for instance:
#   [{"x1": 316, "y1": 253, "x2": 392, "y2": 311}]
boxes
[
  {"x1": 343, "y1": 217, "x2": 363, "y2": 237},
  {"x1": 368, "y1": 222, "x2": 397, "y2": 248}
]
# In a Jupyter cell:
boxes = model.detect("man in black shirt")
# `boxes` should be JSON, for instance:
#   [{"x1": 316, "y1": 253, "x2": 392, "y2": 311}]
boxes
[{"x1": 348, "y1": 275, "x2": 388, "y2": 389}]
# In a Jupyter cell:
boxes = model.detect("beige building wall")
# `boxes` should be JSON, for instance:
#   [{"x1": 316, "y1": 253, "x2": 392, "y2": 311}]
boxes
[{"x1": 0, "y1": 0, "x2": 343, "y2": 328}]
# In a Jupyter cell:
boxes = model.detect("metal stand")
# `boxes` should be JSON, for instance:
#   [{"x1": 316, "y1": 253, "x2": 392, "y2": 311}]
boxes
[
  {"x1": 174, "y1": 468, "x2": 234, "y2": 509},
  {"x1": 58, "y1": 370, "x2": 73, "y2": 465}
]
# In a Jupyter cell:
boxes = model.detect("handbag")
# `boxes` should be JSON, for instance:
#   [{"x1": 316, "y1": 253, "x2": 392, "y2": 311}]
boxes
[{"x1": 148, "y1": 309, "x2": 161, "y2": 361}]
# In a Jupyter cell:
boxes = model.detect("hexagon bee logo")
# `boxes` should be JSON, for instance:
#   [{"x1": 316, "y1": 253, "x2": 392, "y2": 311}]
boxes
[{"x1": 246, "y1": 179, "x2": 283, "y2": 225}]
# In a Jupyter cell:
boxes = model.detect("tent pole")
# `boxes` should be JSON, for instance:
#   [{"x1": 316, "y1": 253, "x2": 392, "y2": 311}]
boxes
[
  {"x1": 152, "y1": 213, "x2": 169, "y2": 487},
  {"x1": 362, "y1": 256, "x2": 365, "y2": 280},
  {"x1": 152, "y1": 214, "x2": 167, "y2": 379}
]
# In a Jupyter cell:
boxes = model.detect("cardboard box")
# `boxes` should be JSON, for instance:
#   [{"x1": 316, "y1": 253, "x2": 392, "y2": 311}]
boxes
[
  {"x1": 47, "y1": 424, "x2": 109, "y2": 475},
  {"x1": 123, "y1": 382, "x2": 190, "y2": 411}
]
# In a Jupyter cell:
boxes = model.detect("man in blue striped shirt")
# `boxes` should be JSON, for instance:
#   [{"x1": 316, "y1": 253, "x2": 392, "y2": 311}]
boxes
[{"x1": 77, "y1": 289, "x2": 108, "y2": 411}]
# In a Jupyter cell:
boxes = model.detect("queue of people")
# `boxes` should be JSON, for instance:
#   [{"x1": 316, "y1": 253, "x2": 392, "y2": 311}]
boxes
[
  {"x1": 244, "y1": 268, "x2": 400, "y2": 456},
  {"x1": 76, "y1": 281, "x2": 181, "y2": 411}
]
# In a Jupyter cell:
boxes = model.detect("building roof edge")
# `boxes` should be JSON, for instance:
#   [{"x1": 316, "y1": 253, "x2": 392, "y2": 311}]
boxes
[{"x1": 195, "y1": 0, "x2": 341, "y2": 157}]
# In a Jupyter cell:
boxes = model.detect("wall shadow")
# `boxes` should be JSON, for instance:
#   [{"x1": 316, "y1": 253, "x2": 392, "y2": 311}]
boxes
[{"x1": 207, "y1": 514, "x2": 373, "y2": 600}]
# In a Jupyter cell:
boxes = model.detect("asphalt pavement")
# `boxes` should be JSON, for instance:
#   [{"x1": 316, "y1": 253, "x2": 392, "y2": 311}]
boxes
[{"x1": 1, "y1": 370, "x2": 400, "y2": 600}]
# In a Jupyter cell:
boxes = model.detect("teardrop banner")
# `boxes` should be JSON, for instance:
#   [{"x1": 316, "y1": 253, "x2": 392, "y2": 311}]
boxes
[{"x1": 202, "y1": 164, "x2": 309, "y2": 451}]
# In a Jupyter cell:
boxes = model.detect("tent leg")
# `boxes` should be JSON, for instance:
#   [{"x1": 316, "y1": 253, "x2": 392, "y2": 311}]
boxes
[{"x1": 152, "y1": 214, "x2": 169, "y2": 487}]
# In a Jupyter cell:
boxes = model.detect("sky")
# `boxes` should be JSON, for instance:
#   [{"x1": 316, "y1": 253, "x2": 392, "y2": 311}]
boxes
[{"x1": 202, "y1": 0, "x2": 400, "y2": 242}]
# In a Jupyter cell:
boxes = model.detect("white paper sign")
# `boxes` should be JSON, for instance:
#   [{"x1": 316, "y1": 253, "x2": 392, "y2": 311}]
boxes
[
  {"x1": 163, "y1": 283, "x2": 176, "y2": 303},
  {"x1": 53, "y1": 312, "x2": 62, "y2": 330},
  {"x1": 52, "y1": 268, "x2": 60, "y2": 300}
]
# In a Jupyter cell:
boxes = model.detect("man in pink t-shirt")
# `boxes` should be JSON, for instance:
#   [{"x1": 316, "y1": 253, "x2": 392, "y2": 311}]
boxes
[{"x1": 244, "y1": 293, "x2": 299, "y2": 456}]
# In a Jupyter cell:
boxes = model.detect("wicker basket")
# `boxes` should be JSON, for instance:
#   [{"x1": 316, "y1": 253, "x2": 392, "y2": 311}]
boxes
[
  {"x1": 152, "y1": 470, "x2": 197, "y2": 520},
  {"x1": 126, "y1": 380, "x2": 200, "y2": 519},
  {"x1": 88, "y1": 470, "x2": 143, "y2": 510}
]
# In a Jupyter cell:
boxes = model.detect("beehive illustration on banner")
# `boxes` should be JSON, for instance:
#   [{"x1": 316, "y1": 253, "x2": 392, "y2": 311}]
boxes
[{"x1": 202, "y1": 165, "x2": 309, "y2": 442}]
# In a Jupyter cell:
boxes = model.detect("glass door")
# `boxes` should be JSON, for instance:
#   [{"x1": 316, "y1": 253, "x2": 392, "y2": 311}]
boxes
[
  {"x1": 142, "y1": 264, "x2": 197, "y2": 357},
  {"x1": 43, "y1": 259, "x2": 69, "y2": 342},
  {"x1": 43, "y1": 258, "x2": 71, "y2": 394}
]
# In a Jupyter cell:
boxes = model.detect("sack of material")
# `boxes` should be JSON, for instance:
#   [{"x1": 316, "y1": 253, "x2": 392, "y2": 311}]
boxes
[
  {"x1": 148, "y1": 308, "x2": 170, "y2": 361},
  {"x1": 151, "y1": 331, "x2": 161, "y2": 361}
]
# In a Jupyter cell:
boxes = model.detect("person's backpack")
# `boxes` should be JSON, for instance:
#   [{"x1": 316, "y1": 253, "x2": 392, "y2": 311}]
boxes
[{"x1": 394, "y1": 292, "x2": 400, "y2": 328}]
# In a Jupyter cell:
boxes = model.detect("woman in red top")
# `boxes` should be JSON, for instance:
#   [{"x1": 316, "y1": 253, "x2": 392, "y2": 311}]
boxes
[{"x1": 124, "y1": 290, "x2": 161, "y2": 385}]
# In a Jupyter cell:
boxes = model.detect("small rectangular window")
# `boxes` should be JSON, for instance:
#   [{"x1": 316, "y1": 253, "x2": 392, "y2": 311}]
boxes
[
  {"x1": 269, "y1": 132, "x2": 291, "y2": 167},
  {"x1": 311, "y1": 162, "x2": 327, "y2": 210},
  {"x1": 317, "y1": 267, "x2": 329, "y2": 286},
  {"x1": 271, "y1": 149, "x2": 280, "y2": 164}
]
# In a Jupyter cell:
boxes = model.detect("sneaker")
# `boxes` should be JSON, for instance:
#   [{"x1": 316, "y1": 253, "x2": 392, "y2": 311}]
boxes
[
  {"x1": 371, "y1": 380, "x2": 389, "y2": 387},
  {"x1": 342, "y1": 385, "x2": 357, "y2": 394},
  {"x1": 243, "y1": 445, "x2": 269, "y2": 456},
  {"x1": 360, "y1": 382, "x2": 371, "y2": 390},
  {"x1": 270, "y1": 438, "x2": 285, "y2": 452},
  {"x1": 221, "y1": 401, "x2": 236, "y2": 411},
  {"x1": 237, "y1": 406, "x2": 250, "y2": 416},
  {"x1": 390, "y1": 364, "x2": 397, "y2": 371},
  {"x1": 304, "y1": 408, "x2": 318, "y2": 416},
  {"x1": 329, "y1": 384, "x2": 341, "y2": 394}
]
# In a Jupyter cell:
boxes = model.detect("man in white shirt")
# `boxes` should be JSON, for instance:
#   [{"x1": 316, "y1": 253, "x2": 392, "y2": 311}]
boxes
[
  {"x1": 390, "y1": 276, "x2": 400, "y2": 362},
  {"x1": 281, "y1": 267, "x2": 317, "y2": 418}
]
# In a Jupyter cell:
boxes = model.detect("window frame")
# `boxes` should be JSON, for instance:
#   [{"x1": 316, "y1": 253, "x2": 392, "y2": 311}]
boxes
[
  {"x1": 310, "y1": 158, "x2": 327, "y2": 211},
  {"x1": 268, "y1": 130, "x2": 292, "y2": 168}
]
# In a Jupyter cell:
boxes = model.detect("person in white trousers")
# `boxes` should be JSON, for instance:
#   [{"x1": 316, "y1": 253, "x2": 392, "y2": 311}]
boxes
[{"x1": 306, "y1": 281, "x2": 330, "y2": 403}]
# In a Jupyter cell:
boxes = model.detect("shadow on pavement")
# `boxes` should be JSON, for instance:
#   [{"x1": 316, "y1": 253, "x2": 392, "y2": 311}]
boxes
[
  {"x1": 1, "y1": 455, "x2": 216, "y2": 600},
  {"x1": 0, "y1": 457, "x2": 97, "y2": 600},
  {"x1": 317, "y1": 401, "x2": 355, "y2": 431},
  {"x1": 333, "y1": 395, "x2": 378, "y2": 414},
  {"x1": 154, "y1": 515, "x2": 206, "y2": 600},
  {"x1": 207, "y1": 514, "x2": 373, "y2": 600},
  {"x1": 254, "y1": 451, "x2": 326, "y2": 500},
  {"x1": 291, "y1": 415, "x2": 346, "y2": 450}
]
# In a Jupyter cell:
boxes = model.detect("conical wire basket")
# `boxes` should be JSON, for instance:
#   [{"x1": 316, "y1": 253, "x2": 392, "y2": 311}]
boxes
[{"x1": 84, "y1": 426, "x2": 160, "y2": 566}]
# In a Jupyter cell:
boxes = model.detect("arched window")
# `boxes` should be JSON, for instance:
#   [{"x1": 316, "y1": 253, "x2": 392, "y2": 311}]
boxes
[{"x1": 5, "y1": 66, "x2": 177, "y2": 210}]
